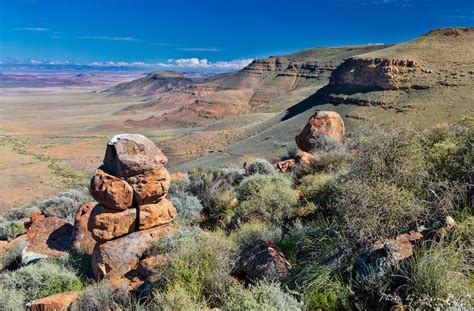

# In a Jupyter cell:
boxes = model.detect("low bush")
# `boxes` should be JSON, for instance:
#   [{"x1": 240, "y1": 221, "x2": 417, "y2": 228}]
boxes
[
  {"x1": 233, "y1": 174, "x2": 298, "y2": 225},
  {"x1": 1, "y1": 205, "x2": 40, "y2": 221},
  {"x1": 223, "y1": 281, "x2": 304, "y2": 311},
  {"x1": 0, "y1": 220, "x2": 25, "y2": 241},
  {"x1": 168, "y1": 180, "x2": 203, "y2": 225},
  {"x1": 153, "y1": 227, "x2": 237, "y2": 308},
  {"x1": 0, "y1": 286, "x2": 25, "y2": 311},
  {"x1": 72, "y1": 282, "x2": 133, "y2": 311},
  {"x1": 230, "y1": 220, "x2": 282, "y2": 250},
  {"x1": 0, "y1": 239, "x2": 25, "y2": 271},
  {"x1": 298, "y1": 173, "x2": 334, "y2": 203},
  {"x1": 37, "y1": 189, "x2": 91, "y2": 223},
  {"x1": 0, "y1": 260, "x2": 83, "y2": 303},
  {"x1": 245, "y1": 159, "x2": 276, "y2": 176}
]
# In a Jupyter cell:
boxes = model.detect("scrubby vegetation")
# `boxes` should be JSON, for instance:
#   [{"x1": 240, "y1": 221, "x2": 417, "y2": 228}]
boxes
[{"x1": 0, "y1": 123, "x2": 471, "y2": 310}]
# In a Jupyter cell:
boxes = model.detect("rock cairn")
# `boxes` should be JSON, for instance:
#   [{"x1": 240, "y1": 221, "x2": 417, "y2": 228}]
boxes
[{"x1": 83, "y1": 134, "x2": 176, "y2": 288}]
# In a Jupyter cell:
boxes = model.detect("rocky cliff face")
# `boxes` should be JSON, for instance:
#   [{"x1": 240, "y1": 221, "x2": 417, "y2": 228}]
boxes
[{"x1": 329, "y1": 57, "x2": 424, "y2": 90}]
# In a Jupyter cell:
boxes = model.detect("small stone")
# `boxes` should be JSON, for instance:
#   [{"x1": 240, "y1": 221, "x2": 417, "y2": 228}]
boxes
[
  {"x1": 29, "y1": 291, "x2": 79, "y2": 311},
  {"x1": 137, "y1": 198, "x2": 177, "y2": 230},
  {"x1": 127, "y1": 167, "x2": 170, "y2": 205},
  {"x1": 90, "y1": 168, "x2": 133, "y2": 211},
  {"x1": 92, "y1": 205, "x2": 137, "y2": 241}
]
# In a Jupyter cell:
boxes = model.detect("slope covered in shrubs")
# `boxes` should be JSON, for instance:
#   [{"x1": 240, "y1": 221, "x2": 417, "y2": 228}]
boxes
[{"x1": 0, "y1": 122, "x2": 472, "y2": 310}]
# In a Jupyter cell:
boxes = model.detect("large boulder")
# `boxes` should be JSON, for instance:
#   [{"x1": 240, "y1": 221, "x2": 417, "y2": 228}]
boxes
[
  {"x1": 295, "y1": 111, "x2": 345, "y2": 152},
  {"x1": 90, "y1": 168, "x2": 133, "y2": 211},
  {"x1": 29, "y1": 291, "x2": 79, "y2": 311},
  {"x1": 22, "y1": 217, "x2": 74, "y2": 264},
  {"x1": 92, "y1": 223, "x2": 175, "y2": 284},
  {"x1": 237, "y1": 241, "x2": 292, "y2": 281},
  {"x1": 103, "y1": 134, "x2": 168, "y2": 178},
  {"x1": 91, "y1": 205, "x2": 137, "y2": 241},
  {"x1": 71, "y1": 201, "x2": 98, "y2": 255},
  {"x1": 127, "y1": 166, "x2": 170, "y2": 205},
  {"x1": 137, "y1": 198, "x2": 177, "y2": 230}
]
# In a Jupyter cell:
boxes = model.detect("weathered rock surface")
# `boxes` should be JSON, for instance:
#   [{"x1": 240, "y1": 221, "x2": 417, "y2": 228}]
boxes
[
  {"x1": 274, "y1": 159, "x2": 296, "y2": 173},
  {"x1": 72, "y1": 201, "x2": 98, "y2": 255},
  {"x1": 92, "y1": 205, "x2": 137, "y2": 241},
  {"x1": 22, "y1": 217, "x2": 74, "y2": 264},
  {"x1": 138, "y1": 198, "x2": 177, "y2": 230},
  {"x1": 90, "y1": 168, "x2": 133, "y2": 211},
  {"x1": 29, "y1": 291, "x2": 79, "y2": 311},
  {"x1": 103, "y1": 134, "x2": 168, "y2": 177},
  {"x1": 137, "y1": 255, "x2": 166, "y2": 279},
  {"x1": 127, "y1": 166, "x2": 170, "y2": 205},
  {"x1": 92, "y1": 223, "x2": 175, "y2": 283},
  {"x1": 237, "y1": 241, "x2": 291, "y2": 281},
  {"x1": 295, "y1": 111, "x2": 345, "y2": 152}
]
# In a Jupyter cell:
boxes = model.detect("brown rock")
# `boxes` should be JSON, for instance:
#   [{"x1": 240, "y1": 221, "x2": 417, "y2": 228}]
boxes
[
  {"x1": 92, "y1": 205, "x2": 137, "y2": 241},
  {"x1": 295, "y1": 150, "x2": 315, "y2": 165},
  {"x1": 103, "y1": 134, "x2": 168, "y2": 178},
  {"x1": 275, "y1": 159, "x2": 296, "y2": 173},
  {"x1": 371, "y1": 231, "x2": 423, "y2": 262},
  {"x1": 31, "y1": 212, "x2": 45, "y2": 223},
  {"x1": 237, "y1": 241, "x2": 291, "y2": 281},
  {"x1": 137, "y1": 255, "x2": 166, "y2": 279},
  {"x1": 170, "y1": 172, "x2": 187, "y2": 180},
  {"x1": 127, "y1": 167, "x2": 170, "y2": 205},
  {"x1": 29, "y1": 291, "x2": 79, "y2": 311},
  {"x1": 90, "y1": 168, "x2": 133, "y2": 211},
  {"x1": 71, "y1": 202, "x2": 98, "y2": 255},
  {"x1": 23, "y1": 217, "x2": 74, "y2": 264},
  {"x1": 295, "y1": 111, "x2": 345, "y2": 152},
  {"x1": 92, "y1": 223, "x2": 175, "y2": 283},
  {"x1": 137, "y1": 198, "x2": 177, "y2": 230}
]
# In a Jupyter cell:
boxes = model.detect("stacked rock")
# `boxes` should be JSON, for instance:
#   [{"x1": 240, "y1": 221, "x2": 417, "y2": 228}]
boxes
[{"x1": 86, "y1": 134, "x2": 176, "y2": 287}]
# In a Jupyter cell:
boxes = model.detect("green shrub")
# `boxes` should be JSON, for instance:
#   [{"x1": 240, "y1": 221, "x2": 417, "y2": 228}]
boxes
[
  {"x1": 0, "y1": 286, "x2": 25, "y2": 310},
  {"x1": 291, "y1": 263, "x2": 350, "y2": 310},
  {"x1": 298, "y1": 173, "x2": 334, "y2": 203},
  {"x1": 223, "y1": 281, "x2": 304, "y2": 311},
  {"x1": 0, "y1": 220, "x2": 25, "y2": 241},
  {"x1": 0, "y1": 260, "x2": 83, "y2": 302},
  {"x1": 230, "y1": 220, "x2": 282, "y2": 250},
  {"x1": 245, "y1": 159, "x2": 276, "y2": 176},
  {"x1": 334, "y1": 180, "x2": 424, "y2": 245},
  {"x1": 154, "y1": 228, "x2": 237, "y2": 308},
  {"x1": 1, "y1": 205, "x2": 40, "y2": 221},
  {"x1": 72, "y1": 282, "x2": 133, "y2": 311},
  {"x1": 37, "y1": 189, "x2": 91, "y2": 223},
  {"x1": 154, "y1": 283, "x2": 208, "y2": 310},
  {"x1": 233, "y1": 174, "x2": 298, "y2": 225},
  {"x1": 168, "y1": 180, "x2": 203, "y2": 225},
  {"x1": 397, "y1": 242, "x2": 473, "y2": 309}
]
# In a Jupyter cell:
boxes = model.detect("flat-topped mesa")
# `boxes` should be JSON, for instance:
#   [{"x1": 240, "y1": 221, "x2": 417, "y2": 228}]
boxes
[
  {"x1": 329, "y1": 57, "x2": 421, "y2": 90},
  {"x1": 103, "y1": 134, "x2": 168, "y2": 178}
]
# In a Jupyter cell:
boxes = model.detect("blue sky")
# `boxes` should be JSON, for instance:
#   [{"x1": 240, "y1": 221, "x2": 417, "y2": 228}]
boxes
[{"x1": 0, "y1": 0, "x2": 472, "y2": 69}]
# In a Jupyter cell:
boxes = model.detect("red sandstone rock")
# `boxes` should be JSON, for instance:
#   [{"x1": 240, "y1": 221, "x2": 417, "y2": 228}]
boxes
[
  {"x1": 23, "y1": 217, "x2": 73, "y2": 264},
  {"x1": 29, "y1": 291, "x2": 79, "y2": 311},
  {"x1": 103, "y1": 134, "x2": 168, "y2": 178},
  {"x1": 274, "y1": 159, "x2": 296, "y2": 173},
  {"x1": 90, "y1": 168, "x2": 133, "y2": 211},
  {"x1": 127, "y1": 166, "x2": 170, "y2": 205},
  {"x1": 71, "y1": 202, "x2": 98, "y2": 255},
  {"x1": 295, "y1": 150, "x2": 315, "y2": 165},
  {"x1": 295, "y1": 111, "x2": 345, "y2": 152},
  {"x1": 92, "y1": 223, "x2": 175, "y2": 284},
  {"x1": 137, "y1": 198, "x2": 176, "y2": 230},
  {"x1": 92, "y1": 205, "x2": 137, "y2": 241}
]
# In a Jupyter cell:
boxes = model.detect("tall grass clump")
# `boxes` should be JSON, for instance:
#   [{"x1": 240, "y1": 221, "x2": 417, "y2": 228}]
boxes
[
  {"x1": 233, "y1": 174, "x2": 298, "y2": 225},
  {"x1": 153, "y1": 227, "x2": 237, "y2": 309}
]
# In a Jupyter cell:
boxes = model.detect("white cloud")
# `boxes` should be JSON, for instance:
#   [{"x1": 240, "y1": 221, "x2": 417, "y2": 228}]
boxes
[
  {"x1": 14, "y1": 27, "x2": 49, "y2": 31},
  {"x1": 76, "y1": 36, "x2": 142, "y2": 41},
  {"x1": 176, "y1": 47, "x2": 221, "y2": 52},
  {"x1": 162, "y1": 58, "x2": 253, "y2": 69}
]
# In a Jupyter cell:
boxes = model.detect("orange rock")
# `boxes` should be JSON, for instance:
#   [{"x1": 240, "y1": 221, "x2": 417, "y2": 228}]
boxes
[
  {"x1": 92, "y1": 223, "x2": 175, "y2": 283},
  {"x1": 137, "y1": 198, "x2": 176, "y2": 230},
  {"x1": 295, "y1": 111, "x2": 345, "y2": 152},
  {"x1": 275, "y1": 159, "x2": 296, "y2": 172},
  {"x1": 90, "y1": 168, "x2": 133, "y2": 211},
  {"x1": 29, "y1": 291, "x2": 79, "y2": 311},
  {"x1": 127, "y1": 167, "x2": 170, "y2": 205},
  {"x1": 71, "y1": 201, "x2": 98, "y2": 255},
  {"x1": 31, "y1": 212, "x2": 44, "y2": 223},
  {"x1": 103, "y1": 134, "x2": 168, "y2": 178},
  {"x1": 23, "y1": 217, "x2": 74, "y2": 264},
  {"x1": 295, "y1": 150, "x2": 315, "y2": 165},
  {"x1": 170, "y1": 172, "x2": 187, "y2": 180},
  {"x1": 92, "y1": 205, "x2": 137, "y2": 241}
]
